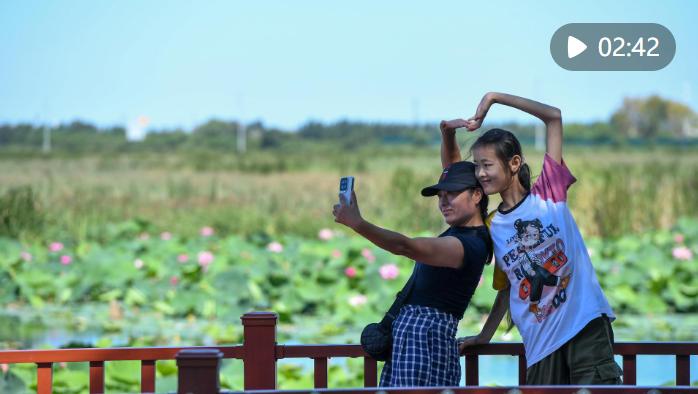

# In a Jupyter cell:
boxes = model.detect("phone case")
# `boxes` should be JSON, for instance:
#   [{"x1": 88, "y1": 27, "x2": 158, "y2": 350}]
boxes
[{"x1": 339, "y1": 176, "x2": 354, "y2": 204}]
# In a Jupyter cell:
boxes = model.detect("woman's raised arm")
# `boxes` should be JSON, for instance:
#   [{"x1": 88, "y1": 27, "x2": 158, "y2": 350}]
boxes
[{"x1": 333, "y1": 191, "x2": 466, "y2": 269}]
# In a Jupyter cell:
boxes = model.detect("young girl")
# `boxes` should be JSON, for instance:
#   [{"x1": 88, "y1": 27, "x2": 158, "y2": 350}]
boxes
[
  {"x1": 333, "y1": 161, "x2": 492, "y2": 387},
  {"x1": 440, "y1": 92, "x2": 622, "y2": 385}
]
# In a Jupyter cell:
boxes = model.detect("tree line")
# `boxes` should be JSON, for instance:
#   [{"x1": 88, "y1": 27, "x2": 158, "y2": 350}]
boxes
[{"x1": 1, "y1": 95, "x2": 696, "y2": 154}]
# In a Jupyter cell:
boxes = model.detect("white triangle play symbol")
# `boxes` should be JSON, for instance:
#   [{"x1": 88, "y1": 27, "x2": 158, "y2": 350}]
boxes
[{"x1": 567, "y1": 35, "x2": 587, "y2": 59}]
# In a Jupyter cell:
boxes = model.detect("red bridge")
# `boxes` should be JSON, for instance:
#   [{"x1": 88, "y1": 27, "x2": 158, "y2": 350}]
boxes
[{"x1": 0, "y1": 312, "x2": 696, "y2": 393}]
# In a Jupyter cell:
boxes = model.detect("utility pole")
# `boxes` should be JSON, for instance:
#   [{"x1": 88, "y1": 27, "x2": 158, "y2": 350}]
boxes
[
  {"x1": 535, "y1": 123, "x2": 545, "y2": 151},
  {"x1": 42, "y1": 124, "x2": 52, "y2": 153},
  {"x1": 412, "y1": 97, "x2": 422, "y2": 138},
  {"x1": 236, "y1": 94, "x2": 247, "y2": 154},
  {"x1": 237, "y1": 121, "x2": 247, "y2": 154},
  {"x1": 412, "y1": 98, "x2": 420, "y2": 125}
]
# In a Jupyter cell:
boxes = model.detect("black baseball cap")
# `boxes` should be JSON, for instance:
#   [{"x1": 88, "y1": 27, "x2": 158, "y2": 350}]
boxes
[{"x1": 421, "y1": 161, "x2": 480, "y2": 197}]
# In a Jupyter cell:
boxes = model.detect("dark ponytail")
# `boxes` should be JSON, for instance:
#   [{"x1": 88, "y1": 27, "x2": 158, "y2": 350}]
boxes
[
  {"x1": 471, "y1": 128, "x2": 531, "y2": 192},
  {"x1": 519, "y1": 163, "x2": 531, "y2": 191},
  {"x1": 472, "y1": 187, "x2": 494, "y2": 264},
  {"x1": 478, "y1": 191, "x2": 489, "y2": 225}
]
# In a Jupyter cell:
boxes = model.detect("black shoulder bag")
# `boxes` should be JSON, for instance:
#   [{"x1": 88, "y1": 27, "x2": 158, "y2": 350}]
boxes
[{"x1": 360, "y1": 271, "x2": 416, "y2": 361}]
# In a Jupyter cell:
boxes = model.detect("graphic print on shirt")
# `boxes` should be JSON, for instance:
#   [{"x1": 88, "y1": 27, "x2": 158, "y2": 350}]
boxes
[{"x1": 502, "y1": 218, "x2": 572, "y2": 323}]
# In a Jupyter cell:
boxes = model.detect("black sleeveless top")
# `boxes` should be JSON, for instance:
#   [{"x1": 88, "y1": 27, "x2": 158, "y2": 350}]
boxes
[{"x1": 405, "y1": 225, "x2": 490, "y2": 319}]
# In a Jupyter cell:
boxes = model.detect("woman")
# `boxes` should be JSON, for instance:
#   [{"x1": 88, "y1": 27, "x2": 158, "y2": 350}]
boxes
[{"x1": 333, "y1": 161, "x2": 492, "y2": 387}]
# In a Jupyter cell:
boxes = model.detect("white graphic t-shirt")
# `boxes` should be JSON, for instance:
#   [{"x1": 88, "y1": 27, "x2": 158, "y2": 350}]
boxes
[{"x1": 490, "y1": 153, "x2": 614, "y2": 367}]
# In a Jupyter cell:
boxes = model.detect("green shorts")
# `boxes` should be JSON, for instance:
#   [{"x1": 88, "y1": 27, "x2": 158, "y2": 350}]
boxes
[{"x1": 526, "y1": 315, "x2": 623, "y2": 385}]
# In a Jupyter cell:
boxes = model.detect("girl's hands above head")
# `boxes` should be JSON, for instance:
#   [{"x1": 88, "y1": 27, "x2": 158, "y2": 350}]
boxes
[
  {"x1": 465, "y1": 116, "x2": 482, "y2": 131},
  {"x1": 466, "y1": 92, "x2": 497, "y2": 131},
  {"x1": 333, "y1": 190, "x2": 363, "y2": 230}
]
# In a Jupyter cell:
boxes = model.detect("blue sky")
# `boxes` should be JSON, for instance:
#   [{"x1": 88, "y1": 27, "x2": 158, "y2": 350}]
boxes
[{"x1": 1, "y1": 1, "x2": 697, "y2": 131}]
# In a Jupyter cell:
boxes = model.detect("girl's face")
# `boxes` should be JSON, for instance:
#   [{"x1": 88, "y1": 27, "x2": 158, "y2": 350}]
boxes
[
  {"x1": 437, "y1": 189, "x2": 480, "y2": 227},
  {"x1": 472, "y1": 145, "x2": 513, "y2": 195}
]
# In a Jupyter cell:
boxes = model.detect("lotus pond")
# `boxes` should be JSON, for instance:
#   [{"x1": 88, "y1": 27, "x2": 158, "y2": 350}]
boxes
[{"x1": 1, "y1": 217, "x2": 698, "y2": 392}]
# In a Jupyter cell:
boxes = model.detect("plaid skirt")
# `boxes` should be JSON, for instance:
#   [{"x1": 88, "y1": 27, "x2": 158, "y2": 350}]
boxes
[{"x1": 379, "y1": 304, "x2": 461, "y2": 387}]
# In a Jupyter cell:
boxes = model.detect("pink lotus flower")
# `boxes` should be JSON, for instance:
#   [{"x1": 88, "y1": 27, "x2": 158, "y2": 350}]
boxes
[
  {"x1": 345, "y1": 266, "x2": 357, "y2": 278},
  {"x1": 60, "y1": 255, "x2": 72, "y2": 265},
  {"x1": 133, "y1": 259, "x2": 144, "y2": 269},
  {"x1": 170, "y1": 276, "x2": 179, "y2": 286},
  {"x1": 20, "y1": 251, "x2": 32, "y2": 262},
  {"x1": 1, "y1": 363, "x2": 8, "y2": 373},
  {"x1": 160, "y1": 232, "x2": 172, "y2": 241},
  {"x1": 361, "y1": 248, "x2": 376, "y2": 263},
  {"x1": 331, "y1": 249, "x2": 342, "y2": 258},
  {"x1": 267, "y1": 242, "x2": 283, "y2": 253},
  {"x1": 672, "y1": 246, "x2": 693, "y2": 261},
  {"x1": 59, "y1": 362, "x2": 67, "y2": 369},
  {"x1": 200, "y1": 226, "x2": 215, "y2": 237},
  {"x1": 674, "y1": 234, "x2": 685, "y2": 244},
  {"x1": 177, "y1": 254, "x2": 189, "y2": 263},
  {"x1": 348, "y1": 294, "x2": 368, "y2": 307},
  {"x1": 198, "y1": 251, "x2": 214, "y2": 267},
  {"x1": 138, "y1": 233, "x2": 150, "y2": 241},
  {"x1": 49, "y1": 242, "x2": 64, "y2": 252},
  {"x1": 318, "y1": 228, "x2": 334, "y2": 241},
  {"x1": 379, "y1": 263, "x2": 399, "y2": 280}
]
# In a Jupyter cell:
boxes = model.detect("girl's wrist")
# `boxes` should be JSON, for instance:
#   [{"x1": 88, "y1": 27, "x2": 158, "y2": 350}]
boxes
[{"x1": 480, "y1": 332, "x2": 493, "y2": 343}]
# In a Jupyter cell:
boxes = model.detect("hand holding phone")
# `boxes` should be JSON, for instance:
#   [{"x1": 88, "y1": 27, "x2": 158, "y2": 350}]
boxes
[{"x1": 334, "y1": 176, "x2": 362, "y2": 229}]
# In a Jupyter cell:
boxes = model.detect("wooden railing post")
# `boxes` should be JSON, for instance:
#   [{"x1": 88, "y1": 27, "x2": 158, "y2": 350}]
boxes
[
  {"x1": 676, "y1": 354, "x2": 690, "y2": 385},
  {"x1": 36, "y1": 362, "x2": 53, "y2": 394},
  {"x1": 518, "y1": 355, "x2": 527, "y2": 385},
  {"x1": 89, "y1": 360, "x2": 105, "y2": 393},
  {"x1": 141, "y1": 360, "x2": 156, "y2": 393},
  {"x1": 363, "y1": 357, "x2": 378, "y2": 387},
  {"x1": 176, "y1": 349, "x2": 223, "y2": 394},
  {"x1": 464, "y1": 354, "x2": 479, "y2": 386},
  {"x1": 622, "y1": 354, "x2": 636, "y2": 385},
  {"x1": 241, "y1": 312, "x2": 278, "y2": 390}
]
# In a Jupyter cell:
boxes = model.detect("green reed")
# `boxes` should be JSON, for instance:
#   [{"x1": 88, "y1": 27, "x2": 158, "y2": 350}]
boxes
[{"x1": 0, "y1": 147, "x2": 696, "y2": 243}]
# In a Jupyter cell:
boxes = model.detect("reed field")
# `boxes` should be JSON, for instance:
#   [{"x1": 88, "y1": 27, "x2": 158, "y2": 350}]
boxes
[{"x1": 1, "y1": 146, "x2": 696, "y2": 243}]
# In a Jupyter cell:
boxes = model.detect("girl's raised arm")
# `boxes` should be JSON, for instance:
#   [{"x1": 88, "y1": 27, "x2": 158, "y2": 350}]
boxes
[{"x1": 477, "y1": 93, "x2": 563, "y2": 163}]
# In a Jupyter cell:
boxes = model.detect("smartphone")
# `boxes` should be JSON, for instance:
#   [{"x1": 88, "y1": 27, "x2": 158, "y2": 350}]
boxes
[{"x1": 339, "y1": 176, "x2": 354, "y2": 204}]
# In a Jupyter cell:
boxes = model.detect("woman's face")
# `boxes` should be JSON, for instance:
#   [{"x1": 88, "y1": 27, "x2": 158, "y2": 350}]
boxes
[
  {"x1": 472, "y1": 145, "x2": 513, "y2": 195},
  {"x1": 437, "y1": 188, "x2": 480, "y2": 226}
]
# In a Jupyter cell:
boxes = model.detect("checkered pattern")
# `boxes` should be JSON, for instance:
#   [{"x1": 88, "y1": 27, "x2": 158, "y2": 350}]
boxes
[{"x1": 379, "y1": 304, "x2": 461, "y2": 387}]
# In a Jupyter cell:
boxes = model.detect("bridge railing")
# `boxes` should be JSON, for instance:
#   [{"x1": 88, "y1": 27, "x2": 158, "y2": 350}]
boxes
[{"x1": 0, "y1": 311, "x2": 696, "y2": 393}]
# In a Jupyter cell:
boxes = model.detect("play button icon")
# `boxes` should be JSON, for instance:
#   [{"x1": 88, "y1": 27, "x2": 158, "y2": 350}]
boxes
[
  {"x1": 551, "y1": 23, "x2": 676, "y2": 71},
  {"x1": 567, "y1": 35, "x2": 587, "y2": 59}
]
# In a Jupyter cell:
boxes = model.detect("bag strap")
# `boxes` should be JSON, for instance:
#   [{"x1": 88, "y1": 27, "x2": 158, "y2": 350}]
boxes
[
  {"x1": 378, "y1": 227, "x2": 483, "y2": 327},
  {"x1": 379, "y1": 270, "x2": 416, "y2": 326}
]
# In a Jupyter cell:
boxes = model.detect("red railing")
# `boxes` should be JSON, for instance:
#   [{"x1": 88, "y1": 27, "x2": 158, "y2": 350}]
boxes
[
  {"x1": 245, "y1": 388, "x2": 696, "y2": 394},
  {"x1": 0, "y1": 311, "x2": 696, "y2": 393}
]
